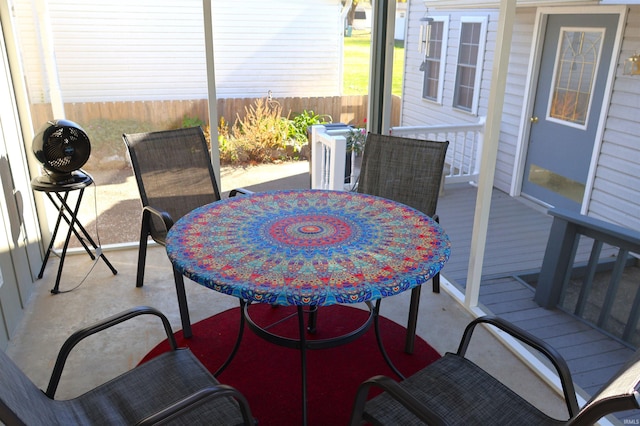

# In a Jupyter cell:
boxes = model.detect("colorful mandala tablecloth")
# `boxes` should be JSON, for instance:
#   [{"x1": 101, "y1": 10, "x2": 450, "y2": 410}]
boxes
[{"x1": 166, "y1": 190, "x2": 450, "y2": 306}]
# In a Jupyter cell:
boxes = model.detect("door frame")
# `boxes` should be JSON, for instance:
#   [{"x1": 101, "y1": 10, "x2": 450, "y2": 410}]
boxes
[
  {"x1": 511, "y1": 5, "x2": 627, "y2": 214},
  {"x1": 0, "y1": 12, "x2": 44, "y2": 346}
]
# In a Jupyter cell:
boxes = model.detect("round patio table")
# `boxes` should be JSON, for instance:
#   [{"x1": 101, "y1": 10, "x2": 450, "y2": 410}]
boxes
[{"x1": 166, "y1": 189, "x2": 450, "y2": 424}]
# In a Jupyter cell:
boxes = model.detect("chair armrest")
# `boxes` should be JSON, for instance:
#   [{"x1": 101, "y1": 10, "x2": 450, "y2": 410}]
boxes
[
  {"x1": 349, "y1": 375, "x2": 447, "y2": 426},
  {"x1": 229, "y1": 187, "x2": 253, "y2": 197},
  {"x1": 142, "y1": 205, "x2": 174, "y2": 233},
  {"x1": 141, "y1": 205, "x2": 174, "y2": 244},
  {"x1": 135, "y1": 384, "x2": 255, "y2": 426},
  {"x1": 458, "y1": 315, "x2": 580, "y2": 417},
  {"x1": 46, "y1": 306, "x2": 177, "y2": 398}
]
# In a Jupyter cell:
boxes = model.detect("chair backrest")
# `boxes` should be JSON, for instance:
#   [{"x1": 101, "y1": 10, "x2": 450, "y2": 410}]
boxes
[
  {"x1": 568, "y1": 349, "x2": 640, "y2": 425},
  {"x1": 0, "y1": 349, "x2": 61, "y2": 425},
  {"x1": 123, "y1": 127, "x2": 222, "y2": 239},
  {"x1": 357, "y1": 133, "x2": 449, "y2": 217}
]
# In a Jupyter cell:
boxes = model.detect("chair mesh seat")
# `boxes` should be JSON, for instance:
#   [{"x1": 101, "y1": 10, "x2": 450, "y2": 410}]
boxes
[
  {"x1": 123, "y1": 127, "x2": 229, "y2": 339},
  {"x1": 357, "y1": 133, "x2": 448, "y2": 218},
  {"x1": 124, "y1": 128, "x2": 221, "y2": 243},
  {"x1": 364, "y1": 353, "x2": 566, "y2": 426},
  {"x1": 356, "y1": 133, "x2": 449, "y2": 352},
  {"x1": 64, "y1": 349, "x2": 245, "y2": 425},
  {"x1": 1, "y1": 307, "x2": 253, "y2": 425}
]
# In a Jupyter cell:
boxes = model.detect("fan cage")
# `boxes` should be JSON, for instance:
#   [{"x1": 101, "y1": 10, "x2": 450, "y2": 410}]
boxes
[{"x1": 33, "y1": 119, "x2": 91, "y2": 180}]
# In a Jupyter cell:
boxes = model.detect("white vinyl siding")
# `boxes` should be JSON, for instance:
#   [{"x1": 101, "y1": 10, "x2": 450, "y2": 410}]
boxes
[
  {"x1": 13, "y1": 0, "x2": 343, "y2": 103},
  {"x1": 400, "y1": 4, "x2": 495, "y2": 126},
  {"x1": 496, "y1": 8, "x2": 537, "y2": 194},
  {"x1": 588, "y1": 6, "x2": 640, "y2": 230},
  {"x1": 210, "y1": 1, "x2": 342, "y2": 99},
  {"x1": 402, "y1": 3, "x2": 640, "y2": 231}
]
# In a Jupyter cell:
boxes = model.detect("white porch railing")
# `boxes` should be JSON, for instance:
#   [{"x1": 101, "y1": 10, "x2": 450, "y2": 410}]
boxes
[
  {"x1": 390, "y1": 117, "x2": 485, "y2": 185},
  {"x1": 310, "y1": 125, "x2": 359, "y2": 191},
  {"x1": 310, "y1": 118, "x2": 486, "y2": 190}
]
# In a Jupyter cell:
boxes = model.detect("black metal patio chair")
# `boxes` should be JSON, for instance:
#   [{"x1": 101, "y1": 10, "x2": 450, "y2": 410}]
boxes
[
  {"x1": 123, "y1": 127, "x2": 250, "y2": 339},
  {"x1": 357, "y1": 133, "x2": 449, "y2": 353},
  {"x1": 0, "y1": 306, "x2": 255, "y2": 425},
  {"x1": 349, "y1": 315, "x2": 640, "y2": 425}
]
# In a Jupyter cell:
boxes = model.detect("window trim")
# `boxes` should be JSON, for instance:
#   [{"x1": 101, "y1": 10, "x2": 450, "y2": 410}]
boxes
[
  {"x1": 421, "y1": 16, "x2": 449, "y2": 104},
  {"x1": 453, "y1": 15, "x2": 488, "y2": 115}
]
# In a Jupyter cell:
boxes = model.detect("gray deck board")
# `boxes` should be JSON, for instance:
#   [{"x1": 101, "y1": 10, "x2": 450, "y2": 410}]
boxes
[
  {"x1": 436, "y1": 183, "x2": 637, "y2": 422},
  {"x1": 438, "y1": 183, "x2": 607, "y2": 283}
]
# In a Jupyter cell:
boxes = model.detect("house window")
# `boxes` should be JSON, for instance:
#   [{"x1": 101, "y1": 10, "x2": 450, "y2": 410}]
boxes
[
  {"x1": 453, "y1": 17, "x2": 487, "y2": 114},
  {"x1": 422, "y1": 19, "x2": 448, "y2": 103}
]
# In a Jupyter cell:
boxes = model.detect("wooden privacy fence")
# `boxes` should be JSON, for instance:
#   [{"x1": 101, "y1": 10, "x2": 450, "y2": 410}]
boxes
[{"x1": 30, "y1": 95, "x2": 400, "y2": 130}]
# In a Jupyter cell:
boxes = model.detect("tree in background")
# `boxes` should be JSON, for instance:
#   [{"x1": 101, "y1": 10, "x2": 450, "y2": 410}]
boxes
[
  {"x1": 344, "y1": 1, "x2": 406, "y2": 27},
  {"x1": 346, "y1": 0, "x2": 360, "y2": 27}
]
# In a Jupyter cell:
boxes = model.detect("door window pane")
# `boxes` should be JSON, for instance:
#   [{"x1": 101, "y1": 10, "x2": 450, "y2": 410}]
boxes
[
  {"x1": 528, "y1": 164, "x2": 585, "y2": 203},
  {"x1": 548, "y1": 29, "x2": 603, "y2": 127}
]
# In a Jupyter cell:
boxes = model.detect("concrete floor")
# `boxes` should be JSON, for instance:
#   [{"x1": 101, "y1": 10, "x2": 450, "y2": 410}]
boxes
[
  {"x1": 5, "y1": 161, "x2": 571, "y2": 422},
  {"x1": 7, "y1": 248, "x2": 573, "y2": 422}
]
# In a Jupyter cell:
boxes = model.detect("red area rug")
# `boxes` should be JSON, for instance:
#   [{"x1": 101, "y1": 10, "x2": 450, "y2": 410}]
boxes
[{"x1": 141, "y1": 304, "x2": 441, "y2": 425}]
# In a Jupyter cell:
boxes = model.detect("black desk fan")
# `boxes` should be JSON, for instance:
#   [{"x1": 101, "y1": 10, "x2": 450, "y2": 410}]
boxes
[
  {"x1": 31, "y1": 119, "x2": 117, "y2": 293},
  {"x1": 32, "y1": 119, "x2": 91, "y2": 187}
]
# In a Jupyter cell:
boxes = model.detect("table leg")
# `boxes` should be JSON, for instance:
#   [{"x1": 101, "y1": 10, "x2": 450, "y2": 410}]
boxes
[
  {"x1": 297, "y1": 306, "x2": 308, "y2": 426},
  {"x1": 53, "y1": 191, "x2": 118, "y2": 276},
  {"x1": 45, "y1": 188, "x2": 118, "y2": 293},
  {"x1": 215, "y1": 299, "x2": 247, "y2": 377},
  {"x1": 50, "y1": 189, "x2": 88, "y2": 293},
  {"x1": 243, "y1": 302, "x2": 377, "y2": 426},
  {"x1": 405, "y1": 286, "x2": 421, "y2": 354},
  {"x1": 50, "y1": 191, "x2": 95, "y2": 259},
  {"x1": 37, "y1": 193, "x2": 68, "y2": 279},
  {"x1": 307, "y1": 305, "x2": 318, "y2": 334},
  {"x1": 373, "y1": 299, "x2": 406, "y2": 380}
]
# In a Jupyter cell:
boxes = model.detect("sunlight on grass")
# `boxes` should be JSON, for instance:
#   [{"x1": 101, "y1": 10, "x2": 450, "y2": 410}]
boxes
[{"x1": 343, "y1": 29, "x2": 404, "y2": 96}]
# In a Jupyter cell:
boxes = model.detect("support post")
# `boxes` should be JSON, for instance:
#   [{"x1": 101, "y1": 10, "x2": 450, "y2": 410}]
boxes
[{"x1": 534, "y1": 217, "x2": 579, "y2": 308}]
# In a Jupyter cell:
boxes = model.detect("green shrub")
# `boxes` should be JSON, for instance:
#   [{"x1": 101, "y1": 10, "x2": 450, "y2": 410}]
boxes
[
  {"x1": 288, "y1": 110, "x2": 331, "y2": 144},
  {"x1": 230, "y1": 97, "x2": 290, "y2": 163},
  {"x1": 185, "y1": 99, "x2": 334, "y2": 165},
  {"x1": 182, "y1": 115, "x2": 205, "y2": 128}
]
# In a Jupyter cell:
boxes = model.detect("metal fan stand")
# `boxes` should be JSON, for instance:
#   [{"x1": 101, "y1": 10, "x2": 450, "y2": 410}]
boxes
[{"x1": 31, "y1": 170, "x2": 117, "y2": 293}]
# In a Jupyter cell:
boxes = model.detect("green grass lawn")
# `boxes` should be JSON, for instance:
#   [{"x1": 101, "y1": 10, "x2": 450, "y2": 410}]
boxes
[{"x1": 343, "y1": 29, "x2": 404, "y2": 96}]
